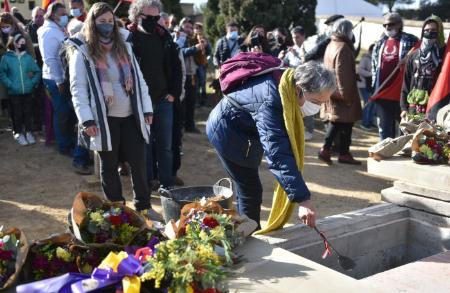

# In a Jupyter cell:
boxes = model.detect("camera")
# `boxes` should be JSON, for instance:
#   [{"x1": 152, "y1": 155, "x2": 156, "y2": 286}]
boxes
[{"x1": 250, "y1": 33, "x2": 264, "y2": 48}]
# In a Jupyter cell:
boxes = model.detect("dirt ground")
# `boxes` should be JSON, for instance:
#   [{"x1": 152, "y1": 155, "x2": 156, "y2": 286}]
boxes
[{"x1": 0, "y1": 107, "x2": 391, "y2": 241}]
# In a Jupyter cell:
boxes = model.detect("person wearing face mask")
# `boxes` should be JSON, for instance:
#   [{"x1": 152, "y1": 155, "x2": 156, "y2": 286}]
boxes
[
  {"x1": 319, "y1": 19, "x2": 362, "y2": 165},
  {"x1": 207, "y1": 60, "x2": 335, "y2": 230},
  {"x1": 0, "y1": 34, "x2": 41, "y2": 146},
  {"x1": 400, "y1": 15, "x2": 446, "y2": 121},
  {"x1": 270, "y1": 27, "x2": 290, "y2": 58},
  {"x1": 127, "y1": 0, "x2": 183, "y2": 190},
  {"x1": 70, "y1": 0, "x2": 87, "y2": 22},
  {"x1": 213, "y1": 21, "x2": 243, "y2": 67},
  {"x1": 66, "y1": 2, "x2": 161, "y2": 221},
  {"x1": 240, "y1": 25, "x2": 270, "y2": 54},
  {"x1": 26, "y1": 7, "x2": 45, "y2": 44},
  {"x1": 371, "y1": 13, "x2": 418, "y2": 140}
]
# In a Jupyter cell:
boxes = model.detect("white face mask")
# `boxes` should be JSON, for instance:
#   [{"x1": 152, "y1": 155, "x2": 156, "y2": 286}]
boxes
[
  {"x1": 385, "y1": 28, "x2": 397, "y2": 38},
  {"x1": 301, "y1": 100, "x2": 321, "y2": 117}
]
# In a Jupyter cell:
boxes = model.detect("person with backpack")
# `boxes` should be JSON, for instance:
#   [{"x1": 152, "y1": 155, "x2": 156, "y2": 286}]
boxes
[
  {"x1": 213, "y1": 21, "x2": 243, "y2": 67},
  {"x1": 0, "y1": 34, "x2": 41, "y2": 145},
  {"x1": 206, "y1": 55, "x2": 336, "y2": 230}
]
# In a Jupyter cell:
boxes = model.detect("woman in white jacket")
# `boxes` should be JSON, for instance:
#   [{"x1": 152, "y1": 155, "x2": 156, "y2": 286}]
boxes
[{"x1": 67, "y1": 2, "x2": 161, "y2": 221}]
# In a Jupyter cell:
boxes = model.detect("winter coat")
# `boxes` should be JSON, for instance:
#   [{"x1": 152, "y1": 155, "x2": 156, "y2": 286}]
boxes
[
  {"x1": 371, "y1": 32, "x2": 418, "y2": 90},
  {"x1": 321, "y1": 36, "x2": 362, "y2": 123},
  {"x1": 213, "y1": 36, "x2": 244, "y2": 66},
  {"x1": 37, "y1": 20, "x2": 67, "y2": 84},
  {"x1": 66, "y1": 32, "x2": 153, "y2": 152},
  {"x1": 206, "y1": 74, "x2": 310, "y2": 203},
  {"x1": 0, "y1": 51, "x2": 41, "y2": 95}
]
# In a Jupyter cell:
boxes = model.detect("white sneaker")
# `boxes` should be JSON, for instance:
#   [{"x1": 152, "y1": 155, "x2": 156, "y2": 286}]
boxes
[
  {"x1": 25, "y1": 132, "x2": 36, "y2": 145},
  {"x1": 304, "y1": 131, "x2": 313, "y2": 141},
  {"x1": 14, "y1": 133, "x2": 28, "y2": 146}
]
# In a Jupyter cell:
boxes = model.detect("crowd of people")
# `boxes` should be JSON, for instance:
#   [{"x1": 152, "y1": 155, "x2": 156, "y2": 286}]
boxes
[{"x1": 0, "y1": 0, "x2": 448, "y2": 225}]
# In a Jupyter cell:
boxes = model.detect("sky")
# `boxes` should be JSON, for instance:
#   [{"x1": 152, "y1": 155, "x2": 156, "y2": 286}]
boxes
[{"x1": 179, "y1": 0, "x2": 436, "y2": 10}]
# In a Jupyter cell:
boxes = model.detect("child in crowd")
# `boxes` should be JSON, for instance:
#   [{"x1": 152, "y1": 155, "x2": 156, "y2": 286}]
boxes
[{"x1": 0, "y1": 34, "x2": 41, "y2": 145}]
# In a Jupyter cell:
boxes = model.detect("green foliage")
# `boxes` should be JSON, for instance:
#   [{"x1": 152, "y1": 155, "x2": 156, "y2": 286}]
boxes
[
  {"x1": 364, "y1": 0, "x2": 414, "y2": 12},
  {"x1": 397, "y1": 0, "x2": 450, "y2": 21},
  {"x1": 204, "y1": 0, "x2": 317, "y2": 46},
  {"x1": 86, "y1": 0, "x2": 182, "y2": 19}
]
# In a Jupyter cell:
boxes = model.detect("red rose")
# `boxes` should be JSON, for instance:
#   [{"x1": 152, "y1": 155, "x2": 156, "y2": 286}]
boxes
[
  {"x1": 0, "y1": 249, "x2": 13, "y2": 260},
  {"x1": 109, "y1": 215, "x2": 122, "y2": 226},
  {"x1": 202, "y1": 216, "x2": 219, "y2": 229},
  {"x1": 426, "y1": 139, "x2": 437, "y2": 148}
]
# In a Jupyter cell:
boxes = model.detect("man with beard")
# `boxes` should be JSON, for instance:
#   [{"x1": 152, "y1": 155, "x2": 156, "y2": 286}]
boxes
[{"x1": 128, "y1": 0, "x2": 183, "y2": 190}]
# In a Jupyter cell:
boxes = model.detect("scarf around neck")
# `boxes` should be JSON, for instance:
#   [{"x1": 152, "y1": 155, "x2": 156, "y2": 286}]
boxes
[{"x1": 95, "y1": 41, "x2": 134, "y2": 105}]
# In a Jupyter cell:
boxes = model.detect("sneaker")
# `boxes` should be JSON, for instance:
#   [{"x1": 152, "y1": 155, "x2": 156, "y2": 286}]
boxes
[
  {"x1": 14, "y1": 133, "x2": 28, "y2": 146},
  {"x1": 318, "y1": 148, "x2": 333, "y2": 165},
  {"x1": 26, "y1": 132, "x2": 36, "y2": 145},
  {"x1": 338, "y1": 153, "x2": 362, "y2": 165},
  {"x1": 304, "y1": 131, "x2": 313, "y2": 141},
  {"x1": 72, "y1": 164, "x2": 93, "y2": 175},
  {"x1": 140, "y1": 208, "x2": 164, "y2": 223}
]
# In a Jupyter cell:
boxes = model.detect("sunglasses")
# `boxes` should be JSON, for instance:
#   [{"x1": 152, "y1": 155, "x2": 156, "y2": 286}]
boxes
[
  {"x1": 383, "y1": 23, "x2": 396, "y2": 28},
  {"x1": 141, "y1": 14, "x2": 160, "y2": 21}
]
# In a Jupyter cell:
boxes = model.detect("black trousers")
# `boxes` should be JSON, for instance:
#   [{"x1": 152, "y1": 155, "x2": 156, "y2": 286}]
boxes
[
  {"x1": 182, "y1": 75, "x2": 197, "y2": 130},
  {"x1": 32, "y1": 81, "x2": 45, "y2": 131},
  {"x1": 172, "y1": 97, "x2": 182, "y2": 176},
  {"x1": 323, "y1": 122, "x2": 354, "y2": 155},
  {"x1": 10, "y1": 94, "x2": 33, "y2": 134},
  {"x1": 98, "y1": 116, "x2": 150, "y2": 211}
]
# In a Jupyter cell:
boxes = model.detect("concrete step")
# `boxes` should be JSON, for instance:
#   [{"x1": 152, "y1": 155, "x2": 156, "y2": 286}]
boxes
[
  {"x1": 394, "y1": 181, "x2": 450, "y2": 202},
  {"x1": 381, "y1": 187, "x2": 450, "y2": 217},
  {"x1": 360, "y1": 250, "x2": 450, "y2": 293},
  {"x1": 367, "y1": 157, "x2": 450, "y2": 191}
]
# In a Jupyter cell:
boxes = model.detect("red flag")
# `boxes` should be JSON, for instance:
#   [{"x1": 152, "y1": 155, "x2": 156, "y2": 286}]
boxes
[
  {"x1": 3, "y1": 0, "x2": 10, "y2": 12},
  {"x1": 370, "y1": 42, "x2": 421, "y2": 102},
  {"x1": 42, "y1": 0, "x2": 56, "y2": 11},
  {"x1": 426, "y1": 35, "x2": 450, "y2": 120}
]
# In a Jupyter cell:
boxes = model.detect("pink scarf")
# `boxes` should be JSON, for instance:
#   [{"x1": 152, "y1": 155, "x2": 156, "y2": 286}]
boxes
[{"x1": 95, "y1": 42, "x2": 134, "y2": 105}]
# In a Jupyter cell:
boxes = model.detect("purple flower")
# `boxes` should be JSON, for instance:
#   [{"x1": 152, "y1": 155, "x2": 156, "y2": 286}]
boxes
[{"x1": 31, "y1": 255, "x2": 49, "y2": 270}]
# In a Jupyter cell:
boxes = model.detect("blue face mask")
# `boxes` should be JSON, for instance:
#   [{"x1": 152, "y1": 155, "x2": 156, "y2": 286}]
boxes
[
  {"x1": 228, "y1": 31, "x2": 238, "y2": 40},
  {"x1": 58, "y1": 15, "x2": 69, "y2": 28},
  {"x1": 70, "y1": 8, "x2": 82, "y2": 18}
]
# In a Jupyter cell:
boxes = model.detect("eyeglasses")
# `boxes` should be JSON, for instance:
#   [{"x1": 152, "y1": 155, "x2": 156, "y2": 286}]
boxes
[{"x1": 141, "y1": 14, "x2": 160, "y2": 21}]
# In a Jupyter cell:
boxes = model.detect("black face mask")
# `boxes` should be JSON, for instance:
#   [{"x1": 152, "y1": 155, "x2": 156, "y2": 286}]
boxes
[
  {"x1": 142, "y1": 15, "x2": 160, "y2": 32},
  {"x1": 277, "y1": 36, "x2": 284, "y2": 45},
  {"x1": 423, "y1": 31, "x2": 438, "y2": 40},
  {"x1": 17, "y1": 44, "x2": 27, "y2": 52}
]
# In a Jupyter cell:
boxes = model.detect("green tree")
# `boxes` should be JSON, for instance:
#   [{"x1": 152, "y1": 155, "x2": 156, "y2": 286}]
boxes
[
  {"x1": 204, "y1": 0, "x2": 317, "y2": 45},
  {"x1": 364, "y1": 0, "x2": 414, "y2": 12},
  {"x1": 86, "y1": 0, "x2": 181, "y2": 19},
  {"x1": 398, "y1": 0, "x2": 450, "y2": 21}
]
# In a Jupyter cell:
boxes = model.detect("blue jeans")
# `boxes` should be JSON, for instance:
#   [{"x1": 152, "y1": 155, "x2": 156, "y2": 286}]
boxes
[
  {"x1": 375, "y1": 99, "x2": 400, "y2": 140},
  {"x1": 217, "y1": 154, "x2": 263, "y2": 229},
  {"x1": 196, "y1": 65, "x2": 207, "y2": 105},
  {"x1": 43, "y1": 79, "x2": 89, "y2": 166},
  {"x1": 303, "y1": 115, "x2": 314, "y2": 133},
  {"x1": 359, "y1": 88, "x2": 375, "y2": 127},
  {"x1": 146, "y1": 98, "x2": 174, "y2": 187}
]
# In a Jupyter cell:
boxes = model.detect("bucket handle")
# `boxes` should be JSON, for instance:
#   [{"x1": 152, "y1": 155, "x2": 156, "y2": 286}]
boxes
[
  {"x1": 159, "y1": 188, "x2": 173, "y2": 199},
  {"x1": 214, "y1": 178, "x2": 232, "y2": 190}
]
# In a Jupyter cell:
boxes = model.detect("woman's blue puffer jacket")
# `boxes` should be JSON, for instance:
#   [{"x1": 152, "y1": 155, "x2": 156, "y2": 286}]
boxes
[{"x1": 206, "y1": 74, "x2": 310, "y2": 202}]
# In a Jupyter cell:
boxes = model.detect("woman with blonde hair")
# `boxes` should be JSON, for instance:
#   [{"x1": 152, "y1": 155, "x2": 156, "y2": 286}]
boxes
[{"x1": 67, "y1": 2, "x2": 162, "y2": 221}]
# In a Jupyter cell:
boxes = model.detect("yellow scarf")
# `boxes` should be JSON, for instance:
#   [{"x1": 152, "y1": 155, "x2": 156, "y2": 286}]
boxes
[{"x1": 254, "y1": 68, "x2": 305, "y2": 235}]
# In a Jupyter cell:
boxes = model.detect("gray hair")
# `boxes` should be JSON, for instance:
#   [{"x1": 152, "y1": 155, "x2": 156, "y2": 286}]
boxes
[
  {"x1": 160, "y1": 12, "x2": 169, "y2": 20},
  {"x1": 332, "y1": 19, "x2": 353, "y2": 40},
  {"x1": 31, "y1": 6, "x2": 44, "y2": 19},
  {"x1": 294, "y1": 61, "x2": 336, "y2": 94},
  {"x1": 129, "y1": 0, "x2": 163, "y2": 24}
]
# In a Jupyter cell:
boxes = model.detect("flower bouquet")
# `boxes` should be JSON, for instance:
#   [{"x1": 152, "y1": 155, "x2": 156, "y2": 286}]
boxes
[
  {"x1": 0, "y1": 227, "x2": 28, "y2": 291},
  {"x1": 28, "y1": 233, "x2": 79, "y2": 280},
  {"x1": 411, "y1": 123, "x2": 450, "y2": 164},
  {"x1": 70, "y1": 192, "x2": 147, "y2": 247}
]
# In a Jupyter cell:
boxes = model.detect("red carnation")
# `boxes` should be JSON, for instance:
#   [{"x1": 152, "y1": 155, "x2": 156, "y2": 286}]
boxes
[
  {"x1": 109, "y1": 215, "x2": 122, "y2": 226},
  {"x1": 202, "y1": 216, "x2": 219, "y2": 229}
]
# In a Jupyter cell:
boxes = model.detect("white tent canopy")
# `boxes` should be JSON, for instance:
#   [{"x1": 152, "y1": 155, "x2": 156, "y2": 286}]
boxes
[{"x1": 316, "y1": 0, "x2": 384, "y2": 18}]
